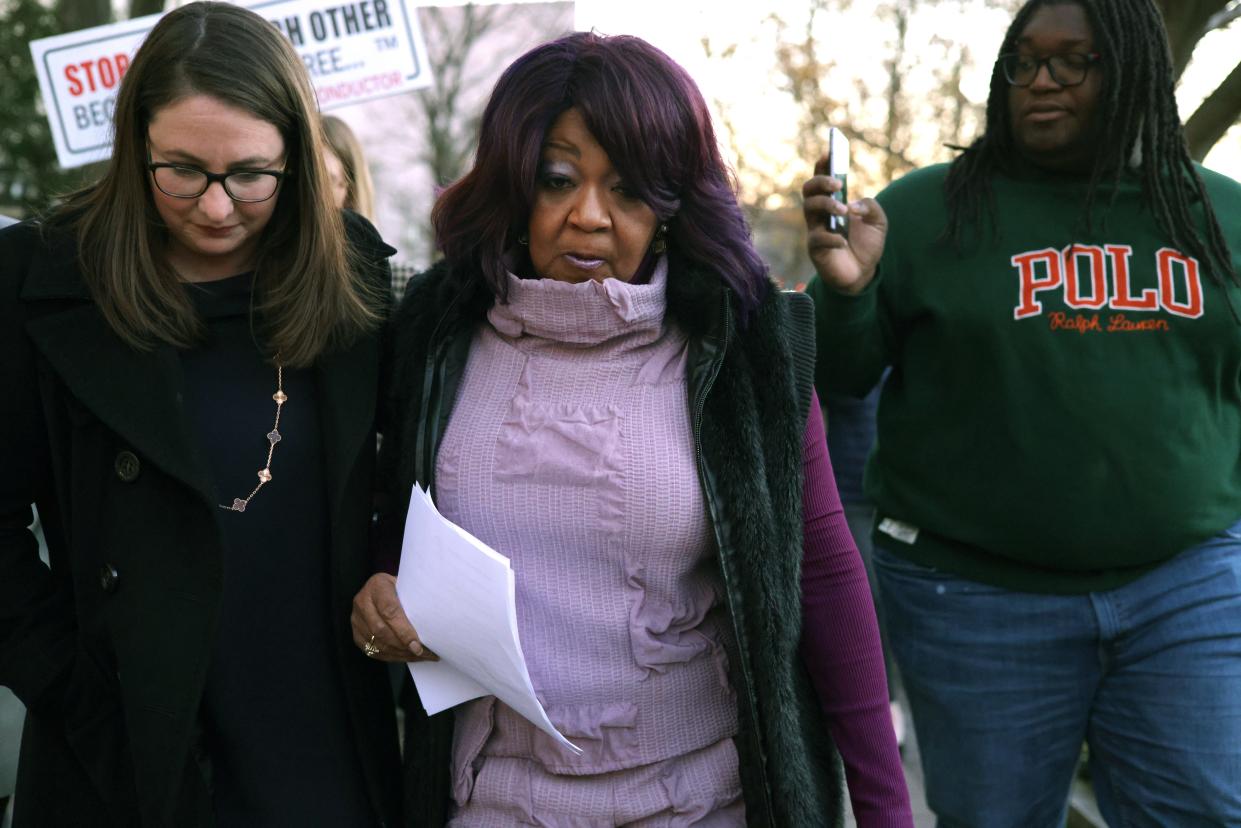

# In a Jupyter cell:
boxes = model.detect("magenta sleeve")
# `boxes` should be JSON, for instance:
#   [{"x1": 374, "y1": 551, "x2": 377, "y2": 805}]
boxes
[{"x1": 800, "y1": 390, "x2": 913, "y2": 827}]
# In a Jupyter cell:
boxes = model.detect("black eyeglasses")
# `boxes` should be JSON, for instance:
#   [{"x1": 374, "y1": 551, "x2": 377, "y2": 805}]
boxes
[
  {"x1": 148, "y1": 162, "x2": 289, "y2": 203},
  {"x1": 998, "y1": 52, "x2": 1101, "y2": 88}
]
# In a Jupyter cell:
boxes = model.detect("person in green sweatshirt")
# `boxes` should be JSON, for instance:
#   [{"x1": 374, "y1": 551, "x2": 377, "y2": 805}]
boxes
[{"x1": 803, "y1": 0, "x2": 1241, "y2": 824}]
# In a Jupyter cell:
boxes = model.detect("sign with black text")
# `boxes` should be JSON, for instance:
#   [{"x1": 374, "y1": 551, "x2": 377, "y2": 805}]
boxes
[{"x1": 30, "y1": 0, "x2": 432, "y2": 169}]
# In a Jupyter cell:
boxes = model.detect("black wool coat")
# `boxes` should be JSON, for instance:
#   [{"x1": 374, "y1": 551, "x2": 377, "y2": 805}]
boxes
[
  {"x1": 377, "y1": 256, "x2": 844, "y2": 826},
  {"x1": 0, "y1": 213, "x2": 402, "y2": 827}
]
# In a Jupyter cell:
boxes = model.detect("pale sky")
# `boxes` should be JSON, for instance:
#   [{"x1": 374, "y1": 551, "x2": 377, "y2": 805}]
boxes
[{"x1": 573, "y1": 0, "x2": 1241, "y2": 190}]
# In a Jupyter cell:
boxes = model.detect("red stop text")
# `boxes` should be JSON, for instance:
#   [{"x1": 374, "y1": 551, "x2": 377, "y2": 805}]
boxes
[{"x1": 64, "y1": 54, "x2": 130, "y2": 96}]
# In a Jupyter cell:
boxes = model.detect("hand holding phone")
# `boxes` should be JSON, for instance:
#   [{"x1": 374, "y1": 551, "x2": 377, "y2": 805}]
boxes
[{"x1": 803, "y1": 127, "x2": 887, "y2": 296}]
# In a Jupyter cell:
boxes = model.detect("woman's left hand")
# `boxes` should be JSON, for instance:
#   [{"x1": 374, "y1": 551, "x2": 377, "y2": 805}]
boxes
[{"x1": 350, "y1": 573, "x2": 439, "y2": 663}]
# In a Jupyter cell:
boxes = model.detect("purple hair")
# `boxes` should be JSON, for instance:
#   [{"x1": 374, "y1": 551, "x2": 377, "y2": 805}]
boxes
[{"x1": 432, "y1": 31, "x2": 770, "y2": 317}]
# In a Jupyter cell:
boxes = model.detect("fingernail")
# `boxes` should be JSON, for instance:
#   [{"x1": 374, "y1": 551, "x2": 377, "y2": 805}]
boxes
[{"x1": 409, "y1": 641, "x2": 424, "y2": 656}]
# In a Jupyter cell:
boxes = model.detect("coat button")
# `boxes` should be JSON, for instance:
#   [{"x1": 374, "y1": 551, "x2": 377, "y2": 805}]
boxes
[
  {"x1": 114, "y1": 450, "x2": 140, "y2": 482},
  {"x1": 99, "y1": 564, "x2": 119, "y2": 593}
]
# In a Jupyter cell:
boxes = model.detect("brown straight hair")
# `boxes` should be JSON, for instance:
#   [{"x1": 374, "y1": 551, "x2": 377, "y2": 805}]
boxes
[{"x1": 55, "y1": 1, "x2": 380, "y2": 368}]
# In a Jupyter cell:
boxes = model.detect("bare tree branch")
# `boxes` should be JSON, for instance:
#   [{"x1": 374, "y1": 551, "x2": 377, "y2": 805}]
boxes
[
  {"x1": 414, "y1": 4, "x2": 507, "y2": 187},
  {"x1": 882, "y1": 3, "x2": 911, "y2": 182},
  {"x1": 1156, "y1": 0, "x2": 1230, "y2": 80},
  {"x1": 1204, "y1": 0, "x2": 1241, "y2": 34},
  {"x1": 1184, "y1": 58, "x2": 1241, "y2": 159},
  {"x1": 384, "y1": 2, "x2": 571, "y2": 264}
]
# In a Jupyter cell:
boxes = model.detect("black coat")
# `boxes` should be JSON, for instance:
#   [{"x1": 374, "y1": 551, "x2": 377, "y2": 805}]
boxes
[{"x1": 0, "y1": 214, "x2": 401, "y2": 827}]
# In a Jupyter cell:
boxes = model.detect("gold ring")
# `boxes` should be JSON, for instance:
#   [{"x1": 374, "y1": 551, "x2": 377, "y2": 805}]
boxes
[{"x1": 363, "y1": 634, "x2": 381, "y2": 658}]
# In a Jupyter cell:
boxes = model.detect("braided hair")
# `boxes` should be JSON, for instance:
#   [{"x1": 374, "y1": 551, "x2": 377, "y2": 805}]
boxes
[{"x1": 943, "y1": 0, "x2": 1238, "y2": 301}]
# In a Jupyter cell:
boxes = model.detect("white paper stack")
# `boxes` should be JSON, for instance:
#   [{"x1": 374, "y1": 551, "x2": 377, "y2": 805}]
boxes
[{"x1": 395, "y1": 486, "x2": 581, "y2": 755}]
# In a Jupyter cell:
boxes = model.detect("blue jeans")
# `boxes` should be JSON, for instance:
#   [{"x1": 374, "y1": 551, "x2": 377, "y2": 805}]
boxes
[{"x1": 874, "y1": 518, "x2": 1241, "y2": 828}]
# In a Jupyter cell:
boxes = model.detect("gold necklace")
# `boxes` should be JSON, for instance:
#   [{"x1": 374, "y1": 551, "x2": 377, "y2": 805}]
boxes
[{"x1": 220, "y1": 362, "x2": 286, "y2": 513}]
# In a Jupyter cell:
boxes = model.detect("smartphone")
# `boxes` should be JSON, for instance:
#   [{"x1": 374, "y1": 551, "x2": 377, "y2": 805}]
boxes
[{"x1": 827, "y1": 127, "x2": 849, "y2": 237}]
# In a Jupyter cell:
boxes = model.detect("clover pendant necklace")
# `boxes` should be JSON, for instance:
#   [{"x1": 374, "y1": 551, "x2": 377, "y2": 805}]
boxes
[{"x1": 219, "y1": 360, "x2": 286, "y2": 513}]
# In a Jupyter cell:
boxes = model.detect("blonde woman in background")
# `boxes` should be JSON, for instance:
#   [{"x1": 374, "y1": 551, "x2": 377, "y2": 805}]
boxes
[
  {"x1": 322, "y1": 114, "x2": 376, "y2": 221},
  {"x1": 321, "y1": 114, "x2": 420, "y2": 301}
]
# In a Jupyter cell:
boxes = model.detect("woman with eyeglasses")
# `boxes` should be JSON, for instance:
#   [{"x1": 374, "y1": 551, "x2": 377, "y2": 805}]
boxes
[
  {"x1": 0, "y1": 3, "x2": 401, "y2": 825},
  {"x1": 803, "y1": 0, "x2": 1241, "y2": 824}
]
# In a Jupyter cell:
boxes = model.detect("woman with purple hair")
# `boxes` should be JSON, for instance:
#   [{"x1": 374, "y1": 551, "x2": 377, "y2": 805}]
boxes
[{"x1": 352, "y1": 32, "x2": 911, "y2": 826}]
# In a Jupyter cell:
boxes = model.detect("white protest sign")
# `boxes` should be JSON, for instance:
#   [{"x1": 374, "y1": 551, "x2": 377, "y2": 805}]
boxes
[
  {"x1": 258, "y1": 0, "x2": 433, "y2": 107},
  {"x1": 29, "y1": 0, "x2": 432, "y2": 169},
  {"x1": 29, "y1": 15, "x2": 155, "y2": 169}
]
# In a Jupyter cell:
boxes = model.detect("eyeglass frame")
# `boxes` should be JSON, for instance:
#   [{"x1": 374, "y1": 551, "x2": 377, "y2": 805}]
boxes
[
  {"x1": 997, "y1": 51, "x2": 1101, "y2": 88},
  {"x1": 147, "y1": 161, "x2": 290, "y2": 203}
]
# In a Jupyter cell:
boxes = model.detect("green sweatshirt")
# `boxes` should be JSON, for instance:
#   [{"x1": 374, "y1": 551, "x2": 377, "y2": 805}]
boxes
[{"x1": 809, "y1": 163, "x2": 1241, "y2": 594}]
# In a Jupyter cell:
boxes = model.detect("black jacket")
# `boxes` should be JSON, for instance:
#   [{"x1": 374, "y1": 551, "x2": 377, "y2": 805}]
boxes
[
  {"x1": 378, "y1": 256, "x2": 843, "y2": 826},
  {"x1": 0, "y1": 214, "x2": 402, "y2": 827}
]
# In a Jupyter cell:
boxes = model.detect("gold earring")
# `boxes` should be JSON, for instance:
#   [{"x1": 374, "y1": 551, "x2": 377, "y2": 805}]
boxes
[{"x1": 652, "y1": 223, "x2": 667, "y2": 255}]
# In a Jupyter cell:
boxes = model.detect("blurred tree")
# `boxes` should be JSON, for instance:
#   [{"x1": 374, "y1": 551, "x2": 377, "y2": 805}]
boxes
[
  {"x1": 0, "y1": 0, "x2": 163, "y2": 216},
  {"x1": 1158, "y1": 0, "x2": 1241, "y2": 159},
  {"x1": 0, "y1": 0, "x2": 82, "y2": 213},
  {"x1": 706, "y1": 0, "x2": 1012, "y2": 283},
  {"x1": 705, "y1": 0, "x2": 1239, "y2": 284},
  {"x1": 129, "y1": 0, "x2": 164, "y2": 19},
  {"x1": 415, "y1": 4, "x2": 506, "y2": 190},
  {"x1": 55, "y1": 0, "x2": 110, "y2": 34},
  {"x1": 411, "y1": 3, "x2": 574, "y2": 188},
  {"x1": 382, "y1": 2, "x2": 572, "y2": 265}
]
